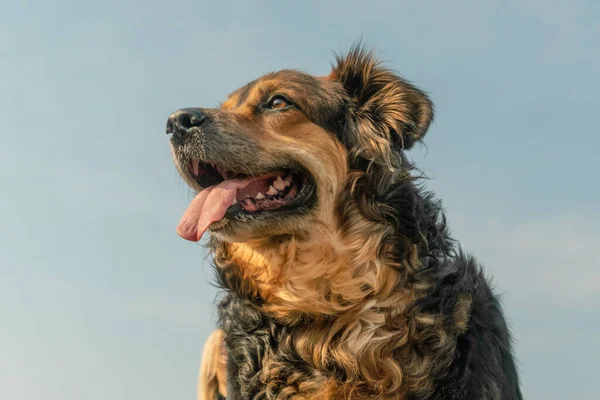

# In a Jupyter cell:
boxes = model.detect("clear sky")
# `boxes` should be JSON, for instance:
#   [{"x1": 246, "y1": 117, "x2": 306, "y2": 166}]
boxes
[{"x1": 1, "y1": 1, "x2": 598, "y2": 399}]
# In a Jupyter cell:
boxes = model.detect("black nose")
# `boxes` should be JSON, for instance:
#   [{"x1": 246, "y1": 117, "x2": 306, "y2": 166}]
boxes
[{"x1": 166, "y1": 108, "x2": 207, "y2": 137}]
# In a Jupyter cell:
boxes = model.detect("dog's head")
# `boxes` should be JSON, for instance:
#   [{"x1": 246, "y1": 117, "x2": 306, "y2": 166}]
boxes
[{"x1": 167, "y1": 45, "x2": 433, "y2": 244}]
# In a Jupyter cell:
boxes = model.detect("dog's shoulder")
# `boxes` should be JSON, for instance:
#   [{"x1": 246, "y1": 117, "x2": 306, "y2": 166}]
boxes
[{"x1": 416, "y1": 252, "x2": 523, "y2": 400}]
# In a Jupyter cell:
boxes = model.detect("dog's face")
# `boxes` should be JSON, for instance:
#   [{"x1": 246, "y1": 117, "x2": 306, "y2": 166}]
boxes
[
  {"x1": 168, "y1": 71, "x2": 349, "y2": 242},
  {"x1": 167, "y1": 46, "x2": 433, "y2": 244}
]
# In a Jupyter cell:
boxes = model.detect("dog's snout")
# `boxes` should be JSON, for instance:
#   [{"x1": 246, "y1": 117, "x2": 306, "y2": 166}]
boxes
[{"x1": 166, "y1": 108, "x2": 207, "y2": 138}]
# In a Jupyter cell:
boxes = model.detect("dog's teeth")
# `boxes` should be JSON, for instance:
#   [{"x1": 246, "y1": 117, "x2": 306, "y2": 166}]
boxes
[
  {"x1": 273, "y1": 176, "x2": 286, "y2": 191},
  {"x1": 232, "y1": 198, "x2": 237, "y2": 205},
  {"x1": 255, "y1": 192, "x2": 265, "y2": 200},
  {"x1": 267, "y1": 185, "x2": 278, "y2": 195},
  {"x1": 284, "y1": 176, "x2": 292, "y2": 185},
  {"x1": 191, "y1": 159, "x2": 200, "y2": 176}
]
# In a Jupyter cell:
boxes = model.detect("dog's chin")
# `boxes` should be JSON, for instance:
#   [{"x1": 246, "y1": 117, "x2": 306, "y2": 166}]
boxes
[{"x1": 179, "y1": 157, "x2": 318, "y2": 243}]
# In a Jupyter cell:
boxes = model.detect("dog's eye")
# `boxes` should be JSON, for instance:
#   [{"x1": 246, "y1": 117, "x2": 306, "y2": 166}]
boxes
[{"x1": 265, "y1": 95, "x2": 292, "y2": 110}]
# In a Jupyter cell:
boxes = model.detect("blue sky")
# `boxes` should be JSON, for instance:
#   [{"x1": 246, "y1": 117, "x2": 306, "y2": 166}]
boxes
[{"x1": 1, "y1": 1, "x2": 598, "y2": 399}]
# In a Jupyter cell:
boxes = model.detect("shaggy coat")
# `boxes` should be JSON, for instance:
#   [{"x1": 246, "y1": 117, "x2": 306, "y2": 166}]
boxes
[{"x1": 168, "y1": 44, "x2": 523, "y2": 400}]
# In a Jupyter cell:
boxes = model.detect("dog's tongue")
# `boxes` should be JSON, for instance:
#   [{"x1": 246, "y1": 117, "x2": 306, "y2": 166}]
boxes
[{"x1": 177, "y1": 178, "x2": 252, "y2": 242}]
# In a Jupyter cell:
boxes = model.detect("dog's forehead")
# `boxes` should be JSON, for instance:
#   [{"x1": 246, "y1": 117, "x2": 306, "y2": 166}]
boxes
[{"x1": 222, "y1": 70, "x2": 327, "y2": 109}]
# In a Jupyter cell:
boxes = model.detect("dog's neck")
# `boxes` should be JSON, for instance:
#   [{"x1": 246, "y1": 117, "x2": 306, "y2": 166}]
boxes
[{"x1": 212, "y1": 217, "x2": 421, "y2": 323}]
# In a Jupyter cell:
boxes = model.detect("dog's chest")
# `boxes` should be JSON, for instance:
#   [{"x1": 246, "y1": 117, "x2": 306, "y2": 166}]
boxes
[{"x1": 218, "y1": 294, "x2": 337, "y2": 399}]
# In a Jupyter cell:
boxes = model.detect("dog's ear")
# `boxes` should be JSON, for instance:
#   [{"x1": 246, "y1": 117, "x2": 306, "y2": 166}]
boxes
[{"x1": 327, "y1": 44, "x2": 434, "y2": 166}]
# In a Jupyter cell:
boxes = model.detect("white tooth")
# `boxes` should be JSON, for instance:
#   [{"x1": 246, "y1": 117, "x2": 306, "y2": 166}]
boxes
[
  {"x1": 192, "y1": 159, "x2": 200, "y2": 176},
  {"x1": 284, "y1": 176, "x2": 292, "y2": 185},
  {"x1": 232, "y1": 197, "x2": 237, "y2": 205},
  {"x1": 273, "y1": 176, "x2": 286, "y2": 191},
  {"x1": 255, "y1": 192, "x2": 265, "y2": 200},
  {"x1": 267, "y1": 185, "x2": 278, "y2": 195}
]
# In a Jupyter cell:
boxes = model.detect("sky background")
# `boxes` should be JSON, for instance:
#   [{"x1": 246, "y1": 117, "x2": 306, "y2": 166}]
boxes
[{"x1": 1, "y1": 1, "x2": 599, "y2": 399}]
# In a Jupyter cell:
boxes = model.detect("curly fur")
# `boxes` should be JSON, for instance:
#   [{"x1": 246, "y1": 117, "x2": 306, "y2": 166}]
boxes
[{"x1": 170, "y1": 43, "x2": 522, "y2": 399}]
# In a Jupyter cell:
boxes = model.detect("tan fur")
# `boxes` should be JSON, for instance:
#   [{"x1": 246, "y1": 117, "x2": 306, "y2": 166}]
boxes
[{"x1": 198, "y1": 329, "x2": 227, "y2": 400}]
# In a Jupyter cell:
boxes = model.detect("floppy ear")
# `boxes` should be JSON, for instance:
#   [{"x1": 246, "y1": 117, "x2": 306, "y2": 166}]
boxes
[{"x1": 327, "y1": 44, "x2": 434, "y2": 167}]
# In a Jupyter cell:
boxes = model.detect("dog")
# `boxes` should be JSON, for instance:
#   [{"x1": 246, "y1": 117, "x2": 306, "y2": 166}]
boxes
[{"x1": 166, "y1": 44, "x2": 523, "y2": 400}]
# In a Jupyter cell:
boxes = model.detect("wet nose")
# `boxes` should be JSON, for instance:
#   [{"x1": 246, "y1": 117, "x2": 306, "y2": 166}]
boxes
[{"x1": 166, "y1": 108, "x2": 207, "y2": 138}]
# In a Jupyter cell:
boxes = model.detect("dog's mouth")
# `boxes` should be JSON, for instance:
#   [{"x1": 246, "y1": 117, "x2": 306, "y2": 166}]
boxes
[
  {"x1": 188, "y1": 160, "x2": 304, "y2": 211},
  {"x1": 176, "y1": 158, "x2": 315, "y2": 242}
]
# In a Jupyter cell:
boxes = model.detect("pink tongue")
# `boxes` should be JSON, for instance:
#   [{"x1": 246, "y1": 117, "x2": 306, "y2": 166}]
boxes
[{"x1": 177, "y1": 178, "x2": 253, "y2": 242}]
